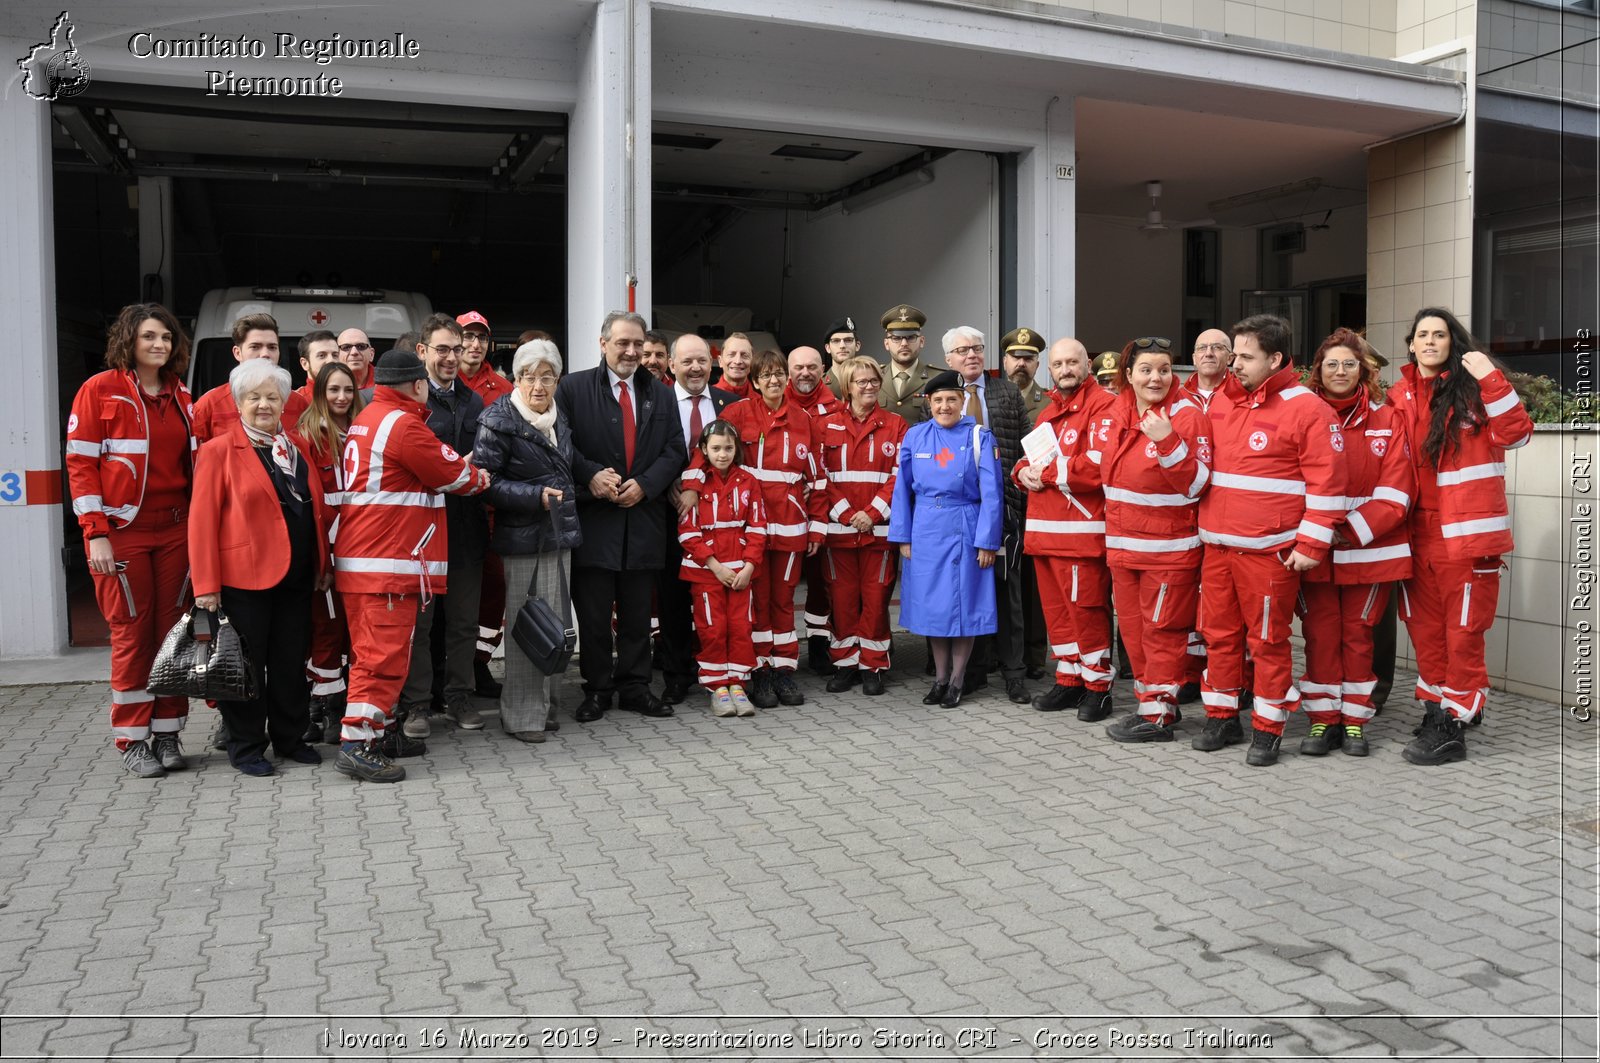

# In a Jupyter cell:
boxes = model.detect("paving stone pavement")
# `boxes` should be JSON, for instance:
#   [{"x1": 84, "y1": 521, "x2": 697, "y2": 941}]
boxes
[{"x1": 0, "y1": 635, "x2": 1595, "y2": 1061}]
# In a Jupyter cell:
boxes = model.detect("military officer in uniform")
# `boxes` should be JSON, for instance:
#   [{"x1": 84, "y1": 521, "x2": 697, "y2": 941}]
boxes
[
  {"x1": 823, "y1": 317, "x2": 862, "y2": 400},
  {"x1": 1094, "y1": 351, "x2": 1122, "y2": 392},
  {"x1": 1002, "y1": 326, "x2": 1052, "y2": 680},
  {"x1": 879, "y1": 305, "x2": 936, "y2": 426},
  {"x1": 1002, "y1": 327, "x2": 1051, "y2": 423}
]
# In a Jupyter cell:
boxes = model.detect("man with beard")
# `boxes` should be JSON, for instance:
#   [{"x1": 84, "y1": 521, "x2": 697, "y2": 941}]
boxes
[
  {"x1": 786, "y1": 344, "x2": 840, "y2": 674},
  {"x1": 878, "y1": 305, "x2": 936, "y2": 426},
  {"x1": 1014, "y1": 338, "x2": 1117, "y2": 718}
]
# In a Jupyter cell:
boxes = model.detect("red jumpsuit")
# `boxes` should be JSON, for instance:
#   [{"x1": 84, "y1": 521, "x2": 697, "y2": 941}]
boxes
[
  {"x1": 816, "y1": 403, "x2": 907, "y2": 672},
  {"x1": 461, "y1": 367, "x2": 514, "y2": 669},
  {"x1": 682, "y1": 397, "x2": 827, "y2": 672},
  {"x1": 290, "y1": 427, "x2": 352, "y2": 706},
  {"x1": 1013, "y1": 381, "x2": 1118, "y2": 694},
  {"x1": 1178, "y1": 374, "x2": 1242, "y2": 684},
  {"x1": 1388, "y1": 365, "x2": 1532, "y2": 721},
  {"x1": 191, "y1": 381, "x2": 308, "y2": 442},
  {"x1": 66, "y1": 369, "x2": 197, "y2": 749},
  {"x1": 1298, "y1": 389, "x2": 1415, "y2": 728},
  {"x1": 1197, "y1": 367, "x2": 1348, "y2": 736},
  {"x1": 678, "y1": 465, "x2": 767, "y2": 688},
  {"x1": 333, "y1": 387, "x2": 487, "y2": 742},
  {"x1": 1093, "y1": 388, "x2": 1212, "y2": 723}
]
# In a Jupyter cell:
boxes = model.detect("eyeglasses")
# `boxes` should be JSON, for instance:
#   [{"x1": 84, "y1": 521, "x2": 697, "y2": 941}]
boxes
[
  {"x1": 1133, "y1": 337, "x2": 1173, "y2": 351},
  {"x1": 516, "y1": 372, "x2": 558, "y2": 386},
  {"x1": 949, "y1": 344, "x2": 985, "y2": 357},
  {"x1": 887, "y1": 335, "x2": 921, "y2": 345},
  {"x1": 463, "y1": 333, "x2": 489, "y2": 345},
  {"x1": 853, "y1": 378, "x2": 882, "y2": 389},
  {"x1": 756, "y1": 371, "x2": 788, "y2": 382},
  {"x1": 338, "y1": 342, "x2": 371, "y2": 353},
  {"x1": 429, "y1": 344, "x2": 466, "y2": 357},
  {"x1": 1193, "y1": 342, "x2": 1231, "y2": 354},
  {"x1": 1323, "y1": 360, "x2": 1361, "y2": 372}
]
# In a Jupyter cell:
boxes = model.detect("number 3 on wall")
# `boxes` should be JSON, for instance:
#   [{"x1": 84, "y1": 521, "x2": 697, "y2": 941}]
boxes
[{"x1": 0, "y1": 471, "x2": 23, "y2": 504}]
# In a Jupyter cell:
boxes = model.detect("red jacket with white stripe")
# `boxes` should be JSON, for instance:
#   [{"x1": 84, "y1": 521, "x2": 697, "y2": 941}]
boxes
[
  {"x1": 288, "y1": 427, "x2": 349, "y2": 544},
  {"x1": 816, "y1": 405, "x2": 908, "y2": 549},
  {"x1": 1198, "y1": 366, "x2": 1349, "y2": 561},
  {"x1": 65, "y1": 369, "x2": 197, "y2": 538},
  {"x1": 1092, "y1": 387, "x2": 1212, "y2": 570},
  {"x1": 677, "y1": 465, "x2": 767, "y2": 584},
  {"x1": 332, "y1": 386, "x2": 487, "y2": 597},
  {"x1": 682, "y1": 397, "x2": 827, "y2": 553},
  {"x1": 1012, "y1": 380, "x2": 1117, "y2": 558},
  {"x1": 1387, "y1": 364, "x2": 1532, "y2": 560},
  {"x1": 1304, "y1": 388, "x2": 1415, "y2": 584}
]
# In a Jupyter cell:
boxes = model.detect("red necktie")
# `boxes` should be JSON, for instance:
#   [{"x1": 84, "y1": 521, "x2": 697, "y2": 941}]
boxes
[
  {"x1": 688, "y1": 394, "x2": 704, "y2": 444},
  {"x1": 619, "y1": 379, "x2": 636, "y2": 471}
]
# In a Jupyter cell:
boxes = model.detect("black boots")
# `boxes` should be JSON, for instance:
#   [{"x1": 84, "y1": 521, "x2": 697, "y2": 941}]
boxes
[
  {"x1": 1403, "y1": 708, "x2": 1467, "y2": 765},
  {"x1": 1191, "y1": 714, "x2": 1244, "y2": 751}
]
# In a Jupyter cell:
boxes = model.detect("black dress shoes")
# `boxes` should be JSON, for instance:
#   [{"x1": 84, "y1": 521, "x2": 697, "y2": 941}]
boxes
[
  {"x1": 862, "y1": 672, "x2": 885, "y2": 696},
  {"x1": 575, "y1": 695, "x2": 610, "y2": 722},
  {"x1": 922, "y1": 682, "x2": 949, "y2": 705},
  {"x1": 661, "y1": 680, "x2": 691, "y2": 706},
  {"x1": 941, "y1": 684, "x2": 964, "y2": 709},
  {"x1": 619, "y1": 693, "x2": 675, "y2": 718}
]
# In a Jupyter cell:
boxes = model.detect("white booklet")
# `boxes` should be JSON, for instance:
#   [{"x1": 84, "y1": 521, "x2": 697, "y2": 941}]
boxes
[{"x1": 1022, "y1": 422, "x2": 1060, "y2": 467}]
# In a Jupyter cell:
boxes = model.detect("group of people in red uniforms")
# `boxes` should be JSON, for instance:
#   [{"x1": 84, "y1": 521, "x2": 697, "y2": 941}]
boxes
[
  {"x1": 1018, "y1": 308, "x2": 1530, "y2": 767},
  {"x1": 67, "y1": 296, "x2": 1529, "y2": 781}
]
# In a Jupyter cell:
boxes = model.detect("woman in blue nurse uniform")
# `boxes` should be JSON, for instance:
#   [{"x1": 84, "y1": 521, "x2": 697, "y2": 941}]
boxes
[{"x1": 888, "y1": 370, "x2": 1004, "y2": 708}]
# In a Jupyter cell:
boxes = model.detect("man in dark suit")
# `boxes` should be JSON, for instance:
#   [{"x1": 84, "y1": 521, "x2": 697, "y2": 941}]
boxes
[
  {"x1": 557, "y1": 311, "x2": 689, "y2": 722},
  {"x1": 944, "y1": 324, "x2": 1032, "y2": 704},
  {"x1": 657, "y1": 333, "x2": 738, "y2": 703}
]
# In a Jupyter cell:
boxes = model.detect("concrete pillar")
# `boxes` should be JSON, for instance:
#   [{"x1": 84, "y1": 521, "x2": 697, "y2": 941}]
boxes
[
  {"x1": 0, "y1": 63, "x2": 67, "y2": 659},
  {"x1": 567, "y1": 0, "x2": 651, "y2": 370},
  {"x1": 137, "y1": 176, "x2": 174, "y2": 306},
  {"x1": 1015, "y1": 95, "x2": 1076, "y2": 343}
]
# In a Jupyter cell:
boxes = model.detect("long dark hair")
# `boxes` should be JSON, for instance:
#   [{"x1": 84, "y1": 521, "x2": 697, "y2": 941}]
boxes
[
  {"x1": 297, "y1": 362, "x2": 365, "y2": 461},
  {"x1": 1406, "y1": 307, "x2": 1484, "y2": 466}
]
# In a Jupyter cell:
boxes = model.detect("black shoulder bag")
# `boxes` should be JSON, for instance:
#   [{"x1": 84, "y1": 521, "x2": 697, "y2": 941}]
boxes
[{"x1": 511, "y1": 506, "x2": 576, "y2": 675}]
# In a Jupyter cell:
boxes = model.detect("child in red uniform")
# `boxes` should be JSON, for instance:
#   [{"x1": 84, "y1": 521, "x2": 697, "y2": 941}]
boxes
[{"x1": 678, "y1": 421, "x2": 767, "y2": 716}]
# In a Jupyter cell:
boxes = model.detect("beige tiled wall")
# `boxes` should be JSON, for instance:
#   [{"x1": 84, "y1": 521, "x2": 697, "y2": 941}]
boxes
[
  {"x1": 1396, "y1": 429, "x2": 1599, "y2": 706},
  {"x1": 1365, "y1": 124, "x2": 1472, "y2": 364},
  {"x1": 1395, "y1": 0, "x2": 1477, "y2": 57}
]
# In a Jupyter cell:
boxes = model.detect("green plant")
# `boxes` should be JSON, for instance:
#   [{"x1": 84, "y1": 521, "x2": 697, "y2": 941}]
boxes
[{"x1": 1505, "y1": 370, "x2": 1582, "y2": 424}]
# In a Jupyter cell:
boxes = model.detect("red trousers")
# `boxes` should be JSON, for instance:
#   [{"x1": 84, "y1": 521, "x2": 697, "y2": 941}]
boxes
[
  {"x1": 1400, "y1": 510, "x2": 1499, "y2": 721},
  {"x1": 1186, "y1": 630, "x2": 1206, "y2": 683},
  {"x1": 305, "y1": 588, "x2": 349, "y2": 698},
  {"x1": 95, "y1": 517, "x2": 190, "y2": 749},
  {"x1": 1300, "y1": 581, "x2": 1389, "y2": 726},
  {"x1": 476, "y1": 548, "x2": 505, "y2": 663},
  {"x1": 340, "y1": 591, "x2": 422, "y2": 741},
  {"x1": 1199, "y1": 546, "x2": 1302, "y2": 734},
  {"x1": 1035, "y1": 555, "x2": 1113, "y2": 691},
  {"x1": 752, "y1": 550, "x2": 801, "y2": 671},
  {"x1": 692, "y1": 583, "x2": 755, "y2": 688},
  {"x1": 1111, "y1": 565, "x2": 1198, "y2": 722},
  {"x1": 826, "y1": 547, "x2": 896, "y2": 672},
  {"x1": 802, "y1": 550, "x2": 833, "y2": 644}
]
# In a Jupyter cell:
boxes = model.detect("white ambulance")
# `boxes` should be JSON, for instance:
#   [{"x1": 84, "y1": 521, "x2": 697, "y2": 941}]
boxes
[{"x1": 188, "y1": 286, "x2": 433, "y2": 397}]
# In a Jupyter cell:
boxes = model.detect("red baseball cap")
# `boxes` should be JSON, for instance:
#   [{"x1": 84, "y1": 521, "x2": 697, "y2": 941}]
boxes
[{"x1": 456, "y1": 310, "x2": 491, "y2": 333}]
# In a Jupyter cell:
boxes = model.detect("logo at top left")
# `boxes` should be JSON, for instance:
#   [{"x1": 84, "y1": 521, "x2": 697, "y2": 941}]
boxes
[{"x1": 17, "y1": 12, "x2": 92, "y2": 101}]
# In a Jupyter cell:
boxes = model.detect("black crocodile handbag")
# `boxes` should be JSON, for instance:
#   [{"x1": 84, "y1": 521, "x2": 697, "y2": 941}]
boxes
[{"x1": 148, "y1": 608, "x2": 258, "y2": 702}]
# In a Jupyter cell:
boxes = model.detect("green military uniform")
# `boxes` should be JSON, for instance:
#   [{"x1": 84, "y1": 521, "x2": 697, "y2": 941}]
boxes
[
  {"x1": 1094, "y1": 351, "x2": 1121, "y2": 392},
  {"x1": 1000, "y1": 326, "x2": 1050, "y2": 423},
  {"x1": 879, "y1": 304, "x2": 935, "y2": 426}
]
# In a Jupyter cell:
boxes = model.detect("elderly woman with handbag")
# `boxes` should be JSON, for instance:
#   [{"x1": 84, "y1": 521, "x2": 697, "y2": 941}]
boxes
[
  {"x1": 189, "y1": 359, "x2": 332, "y2": 776},
  {"x1": 472, "y1": 339, "x2": 583, "y2": 742}
]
